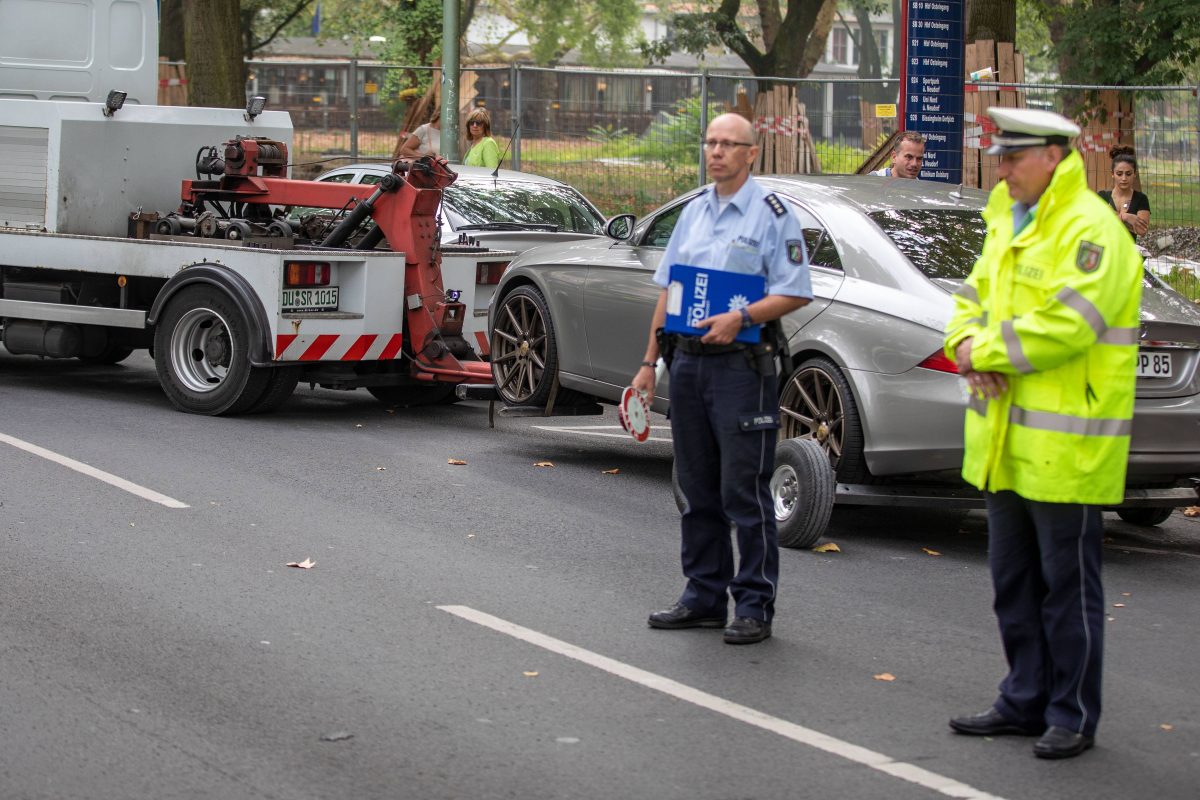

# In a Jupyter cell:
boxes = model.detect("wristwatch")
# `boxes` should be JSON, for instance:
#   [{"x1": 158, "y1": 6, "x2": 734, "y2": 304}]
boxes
[{"x1": 739, "y1": 307, "x2": 754, "y2": 329}]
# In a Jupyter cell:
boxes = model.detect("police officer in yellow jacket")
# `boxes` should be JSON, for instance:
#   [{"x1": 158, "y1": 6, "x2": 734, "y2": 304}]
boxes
[{"x1": 944, "y1": 107, "x2": 1142, "y2": 759}]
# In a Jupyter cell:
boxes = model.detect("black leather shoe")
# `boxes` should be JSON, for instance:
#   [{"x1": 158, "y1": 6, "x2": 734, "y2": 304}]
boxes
[
  {"x1": 647, "y1": 603, "x2": 726, "y2": 629},
  {"x1": 949, "y1": 708, "x2": 1044, "y2": 737},
  {"x1": 723, "y1": 617, "x2": 771, "y2": 644},
  {"x1": 1033, "y1": 726, "x2": 1094, "y2": 759}
]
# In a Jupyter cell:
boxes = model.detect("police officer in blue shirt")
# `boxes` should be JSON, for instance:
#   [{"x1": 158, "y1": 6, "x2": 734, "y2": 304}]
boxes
[{"x1": 633, "y1": 113, "x2": 813, "y2": 645}]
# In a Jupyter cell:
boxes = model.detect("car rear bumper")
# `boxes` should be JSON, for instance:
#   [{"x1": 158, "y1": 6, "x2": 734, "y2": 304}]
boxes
[{"x1": 1128, "y1": 393, "x2": 1200, "y2": 482}]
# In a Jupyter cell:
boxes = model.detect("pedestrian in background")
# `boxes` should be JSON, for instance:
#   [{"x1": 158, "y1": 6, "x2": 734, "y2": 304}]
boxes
[
  {"x1": 635, "y1": 113, "x2": 812, "y2": 645},
  {"x1": 869, "y1": 131, "x2": 926, "y2": 179},
  {"x1": 1098, "y1": 145, "x2": 1151, "y2": 239},
  {"x1": 944, "y1": 107, "x2": 1143, "y2": 759},
  {"x1": 397, "y1": 110, "x2": 441, "y2": 159},
  {"x1": 463, "y1": 107, "x2": 500, "y2": 169}
]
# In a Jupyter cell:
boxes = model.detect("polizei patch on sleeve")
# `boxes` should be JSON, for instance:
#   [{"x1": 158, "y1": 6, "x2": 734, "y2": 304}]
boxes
[
  {"x1": 786, "y1": 240, "x2": 806, "y2": 264},
  {"x1": 764, "y1": 193, "x2": 786, "y2": 217},
  {"x1": 1076, "y1": 241, "x2": 1104, "y2": 273}
]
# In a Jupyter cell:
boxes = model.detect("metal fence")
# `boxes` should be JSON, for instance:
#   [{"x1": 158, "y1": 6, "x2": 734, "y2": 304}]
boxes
[{"x1": 235, "y1": 59, "x2": 1199, "y2": 226}]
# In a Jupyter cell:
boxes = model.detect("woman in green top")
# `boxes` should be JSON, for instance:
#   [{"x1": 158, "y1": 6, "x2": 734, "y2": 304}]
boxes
[{"x1": 463, "y1": 108, "x2": 500, "y2": 169}]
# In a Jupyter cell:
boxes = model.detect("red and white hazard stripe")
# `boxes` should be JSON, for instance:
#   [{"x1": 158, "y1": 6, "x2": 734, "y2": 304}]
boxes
[
  {"x1": 275, "y1": 333, "x2": 404, "y2": 361},
  {"x1": 754, "y1": 116, "x2": 797, "y2": 135}
]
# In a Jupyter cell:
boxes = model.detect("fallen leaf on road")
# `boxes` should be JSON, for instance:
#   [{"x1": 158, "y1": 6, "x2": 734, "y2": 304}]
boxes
[
  {"x1": 873, "y1": 673, "x2": 896, "y2": 682},
  {"x1": 1160, "y1": 723, "x2": 1174, "y2": 732},
  {"x1": 523, "y1": 671, "x2": 539, "y2": 677},
  {"x1": 534, "y1": 461, "x2": 555, "y2": 468},
  {"x1": 602, "y1": 468, "x2": 620, "y2": 475},
  {"x1": 375, "y1": 466, "x2": 387, "y2": 471},
  {"x1": 448, "y1": 458, "x2": 468, "y2": 466},
  {"x1": 354, "y1": 424, "x2": 364, "y2": 428},
  {"x1": 1184, "y1": 506, "x2": 1200, "y2": 517},
  {"x1": 922, "y1": 547, "x2": 941, "y2": 556},
  {"x1": 467, "y1": 534, "x2": 476, "y2": 539},
  {"x1": 320, "y1": 731, "x2": 354, "y2": 742},
  {"x1": 286, "y1": 558, "x2": 316, "y2": 569},
  {"x1": 1121, "y1": 592, "x2": 1132, "y2": 597},
  {"x1": 812, "y1": 542, "x2": 841, "y2": 553},
  {"x1": 1113, "y1": 603, "x2": 1126, "y2": 608}
]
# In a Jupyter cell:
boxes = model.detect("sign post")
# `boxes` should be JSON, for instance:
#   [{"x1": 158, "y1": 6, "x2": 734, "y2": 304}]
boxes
[{"x1": 898, "y1": 0, "x2": 967, "y2": 183}]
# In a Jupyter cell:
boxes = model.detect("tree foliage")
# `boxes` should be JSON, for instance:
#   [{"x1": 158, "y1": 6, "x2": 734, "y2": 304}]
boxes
[
  {"x1": 496, "y1": 0, "x2": 644, "y2": 66},
  {"x1": 1037, "y1": 0, "x2": 1200, "y2": 85},
  {"x1": 241, "y1": 0, "x2": 317, "y2": 58},
  {"x1": 643, "y1": 0, "x2": 839, "y2": 78}
]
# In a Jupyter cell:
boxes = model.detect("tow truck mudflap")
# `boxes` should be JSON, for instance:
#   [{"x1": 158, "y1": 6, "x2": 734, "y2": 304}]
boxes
[{"x1": 834, "y1": 480, "x2": 1200, "y2": 509}]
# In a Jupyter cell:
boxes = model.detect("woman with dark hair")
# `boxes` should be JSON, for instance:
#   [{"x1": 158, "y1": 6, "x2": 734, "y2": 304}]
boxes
[
  {"x1": 463, "y1": 107, "x2": 500, "y2": 169},
  {"x1": 1097, "y1": 145, "x2": 1150, "y2": 238}
]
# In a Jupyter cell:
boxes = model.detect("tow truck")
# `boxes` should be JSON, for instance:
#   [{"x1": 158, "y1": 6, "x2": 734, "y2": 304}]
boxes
[{"x1": 0, "y1": 0, "x2": 504, "y2": 415}]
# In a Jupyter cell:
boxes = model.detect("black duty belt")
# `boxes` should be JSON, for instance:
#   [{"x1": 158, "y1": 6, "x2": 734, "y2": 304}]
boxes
[{"x1": 671, "y1": 336, "x2": 748, "y2": 356}]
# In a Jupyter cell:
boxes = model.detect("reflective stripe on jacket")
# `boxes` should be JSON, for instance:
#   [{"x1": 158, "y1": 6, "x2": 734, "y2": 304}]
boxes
[{"x1": 943, "y1": 150, "x2": 1142, "y2": 505}]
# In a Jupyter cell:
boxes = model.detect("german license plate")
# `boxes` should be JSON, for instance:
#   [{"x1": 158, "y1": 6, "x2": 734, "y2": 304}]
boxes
[
  {"x1": 1136, "y1": 351, "x2": 1173, "y2": 378},
  {"x1": 282, "y1": 286, "x2": 339, "y2": 312}
]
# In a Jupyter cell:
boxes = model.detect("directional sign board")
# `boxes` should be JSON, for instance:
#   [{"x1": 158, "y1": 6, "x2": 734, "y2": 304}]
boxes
[{"x1": 899, "y1": 0, "x2": 966, "y2": 183}]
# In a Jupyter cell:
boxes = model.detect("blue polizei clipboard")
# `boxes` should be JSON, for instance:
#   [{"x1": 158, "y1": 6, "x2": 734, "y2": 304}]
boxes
[{"x1": 664, "y1": 264, "x2": 766, "y2": 344}]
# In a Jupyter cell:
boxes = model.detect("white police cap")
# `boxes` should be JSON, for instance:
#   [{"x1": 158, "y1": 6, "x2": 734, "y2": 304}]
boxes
[{"x1": 986, "y1": 107, "x2": 1081, "y2": 155}]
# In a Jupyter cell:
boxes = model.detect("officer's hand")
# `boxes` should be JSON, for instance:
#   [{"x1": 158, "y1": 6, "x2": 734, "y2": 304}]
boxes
[
  {"x1": 966, "y1": 370, "x2": 1008, "y2": 399},
  {"x1": 631, "y1": 365, "x2": 656, "y2": 397},
  {"x1": 954, "y1": 337, "x2": 974, "y2": 374},
  {"x1": 696, "y1": 311, "x2": 741, "y2": 345}
]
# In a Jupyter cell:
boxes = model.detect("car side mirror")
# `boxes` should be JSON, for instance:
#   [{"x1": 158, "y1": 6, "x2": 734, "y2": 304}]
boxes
[{"x1": 605, "y1": 213, "x2": 636, "y2": 241}]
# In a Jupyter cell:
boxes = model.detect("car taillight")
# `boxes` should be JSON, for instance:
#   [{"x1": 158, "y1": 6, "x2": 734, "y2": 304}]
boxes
[
  {"x1": 476, "y1": 261, "x2": 509, "y2": 285},
  {"x1": 917, "y1": 350, "x2": 959, "y2": 373},
  {"x1": 285, "y1": 261, "x2": 331, "y2": 287}
]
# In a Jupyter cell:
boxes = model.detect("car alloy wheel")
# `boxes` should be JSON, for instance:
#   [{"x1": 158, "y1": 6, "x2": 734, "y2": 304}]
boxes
[{"x1": 778, "y1": 356, "x2": 870, "y2": 483}]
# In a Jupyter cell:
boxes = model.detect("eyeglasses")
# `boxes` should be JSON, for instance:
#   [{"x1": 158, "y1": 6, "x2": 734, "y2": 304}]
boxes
[
  {"x1": 702, "y1": 139, "x2": 754, "y2": 150},
  {"x1": 468, "y1": 120, "x2": 484, "y2": 126}
]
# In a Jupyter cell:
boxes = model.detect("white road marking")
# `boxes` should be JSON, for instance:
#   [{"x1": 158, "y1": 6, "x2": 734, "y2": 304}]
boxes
[
  {"x1": 531, "y1": 424, "x2": 672, "y2": 443},
  {"x1": 439, "y1": 605, "x2": 1006, "y2": 800},
  {"x1": 0, "y1": 432, "x2": 189, "y2": 509}
]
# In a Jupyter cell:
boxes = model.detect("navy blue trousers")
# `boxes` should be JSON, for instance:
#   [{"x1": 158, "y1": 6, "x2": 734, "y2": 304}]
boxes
[
  {"x1": 985, "y1": 490, "x2": 1105, "y2": 736},
  {"x1": 669, "y1": 351, "x2": 779, "y2": 622}
]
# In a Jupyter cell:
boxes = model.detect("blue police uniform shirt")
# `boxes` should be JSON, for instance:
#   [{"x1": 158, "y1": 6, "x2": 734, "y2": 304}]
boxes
[{"x1": 652, "y1": 176, "x2": 813, "y2": 300}]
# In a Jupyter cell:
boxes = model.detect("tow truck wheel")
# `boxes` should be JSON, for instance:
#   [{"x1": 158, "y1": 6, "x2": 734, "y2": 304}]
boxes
[
  {"x1": 1116, "y1": 507, "x2": 1175, "y2": 527},
  {"x1": 778, "y1": 356, "x2": 870, "y2": 484},
  {"x1": 771, "y1": 438, "x2": 836, "y2": 549},
  {"x1": 367, "y1": 384, "x2": 456, "y2": 407},
  {"x1": 247, "y1": 366, "x2": 301, "y2": 414},
  {"x1": 490, "y1": 286, "x2": 582, "y2": 408},
  {"x1": 154, "y1": 286, "x2": 270, "y2": 415},
  {"x1": 78, "y1": 343, "x2": 134, "y2": 365}
]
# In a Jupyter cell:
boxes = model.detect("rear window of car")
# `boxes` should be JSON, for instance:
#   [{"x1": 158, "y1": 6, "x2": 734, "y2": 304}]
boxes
[
  {"x1": 868, "y1": 209, "x2": 986, "y2": 280},
  {"x1": 445, "y1": 182, "x2": 606, "y2": 234}
]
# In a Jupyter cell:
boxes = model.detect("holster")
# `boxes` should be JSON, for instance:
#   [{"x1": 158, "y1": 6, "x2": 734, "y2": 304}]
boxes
[{"x1": 655, "y1": 327, "x2": 676, "y2": 367}]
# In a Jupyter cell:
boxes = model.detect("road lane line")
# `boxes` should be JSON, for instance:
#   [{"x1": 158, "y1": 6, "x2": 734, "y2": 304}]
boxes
[
  {"x1": 0, "y1": 432, "x2": 189, "y2": 509},
  {"x1": 531, "y1": 424, "x2": 672, "y2": 443},
  {"x1": 438, "y1": 605, "x2": 1006, "y2": 800}
]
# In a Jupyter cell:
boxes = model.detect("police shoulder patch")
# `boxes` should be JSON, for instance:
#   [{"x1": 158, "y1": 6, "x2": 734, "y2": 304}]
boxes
[
  {"x1": 764, "y1": 193, "x2": 786, "y2": 217},
  {"x1": 786, "y1": 239, "x2": 806, "y2": 264},
  {"x1": 1076, "y1": 240, "x2": 1104, "y2": 273}
]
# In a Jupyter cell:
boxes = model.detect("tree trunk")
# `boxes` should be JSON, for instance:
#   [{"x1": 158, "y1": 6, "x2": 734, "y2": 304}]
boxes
[
  {"x1": 160, "y1": 0, "x2": 186, "y2": 61},
  {"x1": 967, "y1": 0, "x2": 1015, "y2": 43},
  {"x1": 184, "y1": 0, "x2": 246, "y2": 109}
]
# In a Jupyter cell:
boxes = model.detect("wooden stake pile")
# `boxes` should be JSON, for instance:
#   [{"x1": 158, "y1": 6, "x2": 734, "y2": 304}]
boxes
[
  {"x1": 963, "y1": 40, "x2": 1025, "y2": 190},
  {"x1": 157, "y1": 57, "x2": 188, "y2": 106},
  {"x1": 752, "y1": 85, "x2": 820, "y2": 175}
]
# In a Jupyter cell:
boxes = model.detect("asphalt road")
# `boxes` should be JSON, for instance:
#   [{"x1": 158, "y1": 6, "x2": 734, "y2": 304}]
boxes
[{"x1": 2, "y1": 352, "x2": 1198, "y2": 800}]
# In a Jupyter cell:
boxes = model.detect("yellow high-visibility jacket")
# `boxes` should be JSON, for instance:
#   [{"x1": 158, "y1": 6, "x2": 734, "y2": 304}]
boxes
[{"x1": 943, "y1": 150, "x2": 1142, "y2": 505}]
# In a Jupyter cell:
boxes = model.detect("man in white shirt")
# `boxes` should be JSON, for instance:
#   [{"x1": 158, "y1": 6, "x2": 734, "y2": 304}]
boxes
[{"x1": 870, "y1": 131, "x2": 926, "y2": 179}]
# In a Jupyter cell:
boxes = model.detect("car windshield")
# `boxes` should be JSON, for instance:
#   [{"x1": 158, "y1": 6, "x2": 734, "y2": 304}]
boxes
[
  {"x1": 445, "y1": 181, "x2": 606, "y2": 234},
  {"x1": 868, "y1": 209, "x2": 986, "y2": 280}
]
